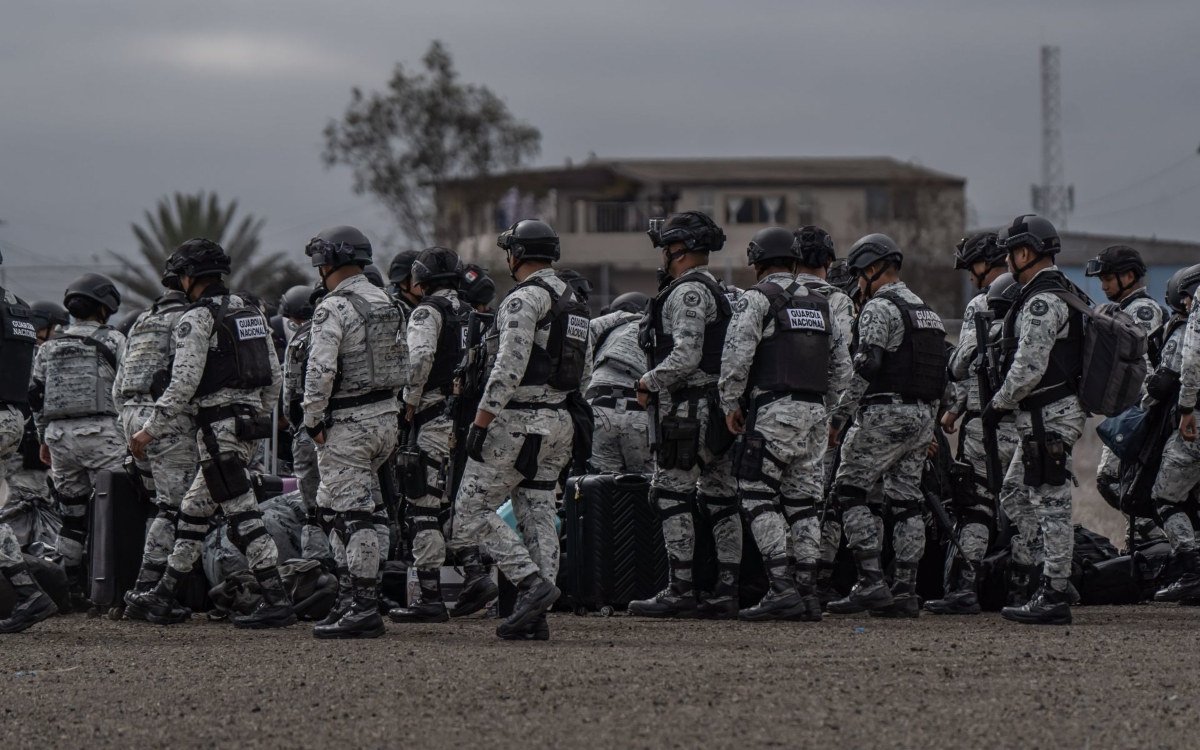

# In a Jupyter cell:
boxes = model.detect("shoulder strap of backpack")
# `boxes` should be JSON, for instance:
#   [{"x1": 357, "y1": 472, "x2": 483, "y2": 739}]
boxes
[{"x1": 1047, "y1": 289, "x2": 1094, "y2": 319}]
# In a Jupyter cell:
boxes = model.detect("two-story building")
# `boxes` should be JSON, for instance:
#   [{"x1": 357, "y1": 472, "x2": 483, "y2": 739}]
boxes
[{"x1": 437, "y1": 156, "x2": 967, "y2": 316}]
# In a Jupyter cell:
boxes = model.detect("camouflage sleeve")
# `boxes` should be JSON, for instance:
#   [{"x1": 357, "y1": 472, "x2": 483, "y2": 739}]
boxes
[
  {"x1": 832, "y1": 296, "x2": 898, "y2": 423},
  {"x1": 826, "y1": 291, "x2": 855, "y2": 410},
  {"x1": 642, "y1": 281, "x2": 715, "y2": 393},
  {"x1": 31, "y1": 347, "x2": 46, "y2": 442},
  {"x1": 479, "y1": 286, "x2": 548, "y2": 415},
  {"x1": 949, "y1": 298, "x2": 979, "y2": 382},
  {"x1": 588, "y1": 311, "x2": 627, "y2": 344},
  {"x1": 718, "y1": 290, "x2": 768, "y2": 414},
  {"x1": 1178, "y1": 306, "x2": 1200, "y2": 409},
  {"x1": 1128, "y1": 297, "x2": 1163, "y2": 389},
  {"x1": 261, "y1": 330, "x2": 282, "y2": 415},
  {"x1": 144, "y1": 306, "x2": 212, "y2": 437},
  {"x1": 950, "y1": 381, "x2": 968, "y2": 415},
  {"x1": 402, "y1": 304, "x2": 443, "y2": 408},
  {"x1": 579, "y1": 326, "x2": 595, "y2": 395},
  {"x1": 993, "y1": 292, "x2": 1070, "y2": 410},
  {"x1": 302, "y1": 299, "x2": 346, "y2": 428}
]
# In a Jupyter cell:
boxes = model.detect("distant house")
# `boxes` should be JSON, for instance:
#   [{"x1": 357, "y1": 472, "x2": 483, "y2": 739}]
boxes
[{"x1": 436, "y1": 156, "x2": 967, "y2": 315}]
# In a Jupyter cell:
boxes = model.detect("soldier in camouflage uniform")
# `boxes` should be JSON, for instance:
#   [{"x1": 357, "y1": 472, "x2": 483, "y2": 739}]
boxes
[
  {"x1": 826, "y1": 235, "x2": 944, "y2": 618},
  {"x1": 451, "y1": 220, "x2": 591, "y2": 641},
  {"x1": 588, "y1": 291, "x2": 652, "y2": 474},
  {"x1": 0, "y1": 272, "x2": 58, "y2": 633},
  {"x1": 628, "y1": 211, "x2": 741, "y2": 620},
  {"x1": 280, "y1": 283, "x2": 327, "y2": 561},
  {"x1": 460, "y1": 264, "x2": 497, "y2": 313},
  {"x1": 127, "y1": 239, "x2": 294, "y2": 629},
  {"x1": 115, "y1": 269, "x2": 199, "y2": 603},
  {"x1": 1150, "y1": 264, "x2": 1200, "y2": 602},
  {"x1": 1086, "y1": 245, "x2": 1166, "y2": 544},
  {"x1": 926, "y1": 232, "x2": 1018, "y2": 615},
  {"x1": 720, "y1": 226, "x2": 852, "y2": 622},
  {"x1": 32, "y1": 274, "x2": 127, "y2": 601},
  {"x1": 389, "y1": 247, "x2": 467, "y2": 624},
  {"x1": 989, "y1": 215, "x2": 1087, "y2": 626},
  {"x1": 388, "y1": 249, "x2": 422, "y2": 315},
  {"x1": 300, "y1": 227, "x2": 406, "y2": 640}
]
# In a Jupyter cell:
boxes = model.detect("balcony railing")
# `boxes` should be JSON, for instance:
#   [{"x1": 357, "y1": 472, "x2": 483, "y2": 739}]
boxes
[{"x1": 585, "y1": 200, "x2": 676, "y2": 233}]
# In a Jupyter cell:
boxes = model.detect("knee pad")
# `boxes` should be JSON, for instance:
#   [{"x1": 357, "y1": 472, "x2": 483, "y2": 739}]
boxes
[{"x1": 176, "y1": 512, "x2": 211, "y2": 542}]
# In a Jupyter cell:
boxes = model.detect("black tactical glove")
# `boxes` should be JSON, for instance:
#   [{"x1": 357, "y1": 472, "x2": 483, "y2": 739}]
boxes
[
  {"x1": 466, "y1": 423, "x2": 488, "y2": 463},
  {"x1": 981, "y1": 402, "x2": 1012, "y2": 429},
  {"x1": 305, "y1": 422, "x2": 325, "y2": 440}
]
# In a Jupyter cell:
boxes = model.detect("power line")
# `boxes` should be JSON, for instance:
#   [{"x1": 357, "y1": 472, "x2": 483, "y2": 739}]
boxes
[
  {"x1": 1075, "y1": 154, "x2": 1196, "y2": 209},
  {"x1": 1075, "y1": 179, "x2": 1200, "y2": 221}
]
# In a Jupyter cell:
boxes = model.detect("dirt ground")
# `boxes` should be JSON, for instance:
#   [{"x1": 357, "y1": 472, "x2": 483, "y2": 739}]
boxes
[{"x1": 1, "y1": 604, "x2": 1198, "y2": 750}]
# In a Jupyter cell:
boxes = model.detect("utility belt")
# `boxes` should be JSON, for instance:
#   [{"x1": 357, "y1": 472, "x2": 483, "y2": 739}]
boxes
[
  {"x1": 506, "y1": 399, "x2": 567, "y2": 411},
  {"x1": 753, "y1": 390, "x2": 823, "y2": 411},
  {"x1": 1020, "y1": 405, "x2": 1073, "y2": 488},
  {"x1": 1018, "y1": 382, "x2": 1074, "y2": 412},
  {"x1": 194, "y1": 404, "x2": 268, "y2": 505},
  {"x1": 196, "y1": 403, "x2": 273, "y2": 443},
  {"x1": 328, "y1": 389, "x2": 396, "y2": 412},
  {"x1": 861, "y1": 394, "x2": 929, "y2": 407},
  {"x1": 656, "y1": 383, "x2": 734, "y2": 471},
  {"x1": 587, "y1": 385, "x2": 643, "y2": 411},
  {"x1": 961, "y1": 409, "x2": 1015, "y2": 425}
]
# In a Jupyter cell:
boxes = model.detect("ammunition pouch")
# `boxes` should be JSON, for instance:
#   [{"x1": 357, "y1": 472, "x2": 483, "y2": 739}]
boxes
[
  {"x1": 514, "y1": 434, "x2": 543, "y2": 481},
  {"x1": 731, "y1": 433, "x2": 766, "y2": 482},
  {"x1": 704, "y1": 386, "x2": 736, "y2": 456},
  {"x1": 397, "y1": 445, "x2": 429, "y2": 499},
  {"x1": 234, "y1": 413, "x2": 274, "y2": 442},
  {"x1": 658, "y1": 415, "x2": 700, "y2": 471},
  {"x1": 1022, "y1": 408, "x2": 1072, "y2": 487},
  {"x1": 949, "y1": 461, "x2": 981, "y2": 507},
  {"x1": 201, "y1": 452, "x2": 252, "y2": 503}
]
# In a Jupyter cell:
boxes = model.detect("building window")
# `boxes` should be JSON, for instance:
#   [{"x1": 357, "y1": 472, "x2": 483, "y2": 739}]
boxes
[
  {"x1": 866, "y1": 187, "x2": 890, "y2": 222},
  {"x1": 726, "y1": 195, "x2": 786, "y2": 224},
  {"x1": 695, "y1": 191, "x2": 715, "y2": 218},
  {"x1": 892, "y1": 188, "x2": 918, "y2": 220},
  {"x1": 866, "y1": 186, "x2": 919, "y2": 222},
  {"x1": 796, "y1": 190, "x2": 816, "y2": 226}
]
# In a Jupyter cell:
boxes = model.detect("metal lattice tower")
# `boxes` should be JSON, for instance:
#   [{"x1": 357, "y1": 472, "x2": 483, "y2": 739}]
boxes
[{"x1": 1031, "y1": 45, "x2": 1074, "y2": 226}]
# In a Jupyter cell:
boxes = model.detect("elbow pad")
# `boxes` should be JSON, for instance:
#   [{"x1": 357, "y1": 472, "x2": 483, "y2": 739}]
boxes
[{"x1": 853, "y1": 346, "x2": 886, "y2": 381}]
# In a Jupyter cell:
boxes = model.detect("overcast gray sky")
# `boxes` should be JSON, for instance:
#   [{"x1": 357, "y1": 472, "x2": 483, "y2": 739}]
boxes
[{"x1": 2, "y1": 0, "x2": 1199, "y2": 285}]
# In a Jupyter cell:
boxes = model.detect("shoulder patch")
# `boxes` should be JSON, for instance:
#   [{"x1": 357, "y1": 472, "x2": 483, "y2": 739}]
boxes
[
  {"x1": 683, "y1": 290, "x2": 702, "y2": 307},
  {"x1": 964, "y1": 307, "x2": 974, "y2": 323},
  {"x1": 734, "y1": 297, "x2": 749, "y2": 313},
  {"x1": 176, "y1": 321, "x2": 192, "y2": 339},
  {"x1": 1029, "y1": 299, "x2": 1049, "y2": 317},
  {"x1": 859, "y1": 310, "x2": 874, "y2": 328},
  {"x1": 1137, "y1": 306, "x2": 1155, "y2": 321},
  {"x1": 506, "y1": 297, "x2": 524, "y2": 314},
  {"x1": 411, "y1": 308, "x2": 431, "y2": 323},
  {"x1": 313, "y1": 307, "x2": 330, "y2": 325}
]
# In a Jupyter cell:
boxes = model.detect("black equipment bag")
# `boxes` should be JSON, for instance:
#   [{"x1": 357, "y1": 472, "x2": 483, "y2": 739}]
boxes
[
  {"x1": 561, "y1": 474, "x2": 668, "y2": 613},
  {"x1": 1078, "y1": 540, "x2": 1172, "y2": 606},
  {"x1": 0, "y1": 553, "x2": 71, "y2": 617},
  {"x1": 88, "y1": 469, "x2": 154, "y2": 609},
  {"x1": 252, "y1": 473, "x2": 286, "y2": 504}
]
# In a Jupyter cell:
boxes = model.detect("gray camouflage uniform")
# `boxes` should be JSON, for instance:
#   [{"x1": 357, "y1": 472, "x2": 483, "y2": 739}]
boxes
[
  {"x1": 0, "y1": 406, "x2": 29, "y2": 570},
  {"x1": 114, "y1": 291, "x2": 199, "y2": 585},
  {"x1": 145, "y1": 291, "x2": 283, "y2": 577},
  {"x1": 948, "y1": 290, "x2": 1020, "y2": 564},
  {"x1": 643, "y1": 266, "x2": 740, "y2": 593},
  {"x1": 992, "y1": 268, "x2": 1087, "y2": 585},
  {"x1": 587, "y1": 310, "x2": 651, "y2": 474},
  {"x1": 831, "y1": 281, "x2": 938, "y2": 581},
  {"x1": 452, "y1": 268, "x2": 592, "y2": 586},
  {"x1": 719, "y1": 272, "x2": 853, "y2": 578},
  {"x1": 282, "y1": 320, "x2": 326, "y2": 560},
  {"x1": 304, "y1": 274, "x2": 404, "y2": 586},
  {"x1": 1152, "y1": 311, "x2": 1200, "y2": 553},
  {"x1": 33, "y1": 320, "x2": 127, "y2": 571}
]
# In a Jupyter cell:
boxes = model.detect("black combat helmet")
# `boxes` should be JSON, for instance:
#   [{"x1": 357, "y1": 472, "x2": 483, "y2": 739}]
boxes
[
  {"x1": 305, "y1": 225, "x2": 373, "y2": 269},
  {"x1": 279, "y1": 285, "x2": 315, "y2": 321},
  {"x1": 29, "y1": 300, "x2": 69, "y2": 332},
  {"x1": 846, "y1": 234, "x2": 903, "y2": 274},
  {"x1": 745, "y1": 227, "x2": 800, "y2": 266},
  {"x1": 986, "y1": 272, "x2": 1020, "y2": 317},
  {"x1": 64, "y1": 273, "x2": 121, "y2": 313},
  {"x1": 954, "y1": 231, "x2": 1004, "y2": 270},
  {"x1": 362, "y1": 264, "x2": 384, "y2": 287},
  {"x1": 556, "y1": 269, "x2": 592, "y2": 302},
  {"x1": 1085, "y1": 245, "x2": 1146, "y2": 279},
  {"x1": 649, "y1": 211, "x2": 726, "y2": 254},
  {"x1": 794, "y1": 225, "x2": 837, "y2": 268},
  {"x1": 412, "y1": 247, "x2": 464, "y2": 288},
  {"x1": 606, "y1": 291, "x2": 649, "y2": 315},
  {"x1": 388, "y1": 249, "x2": 422, "y2": 286},
  {"x1": 459, "y1": 264, "x2": 496, "y2": 307},
  {"x1": 1165, "y1": 265, "x2": 1196, "y2": 314},
  {"x1": 166, "y1": 238, "x2": 232, "y2": 278},
  {"x1": 997, "y1": 214, "x2": 1060, "y2": 256},
  {"x1": 161, "y1": 268, "x2": 183, "y2": 292},
  {"x1": 497, "y1": 219, "x2": 561, "y2": 262},
  {"x1": 1176, "y1": 263, "x2": 1200, "y2": 301}
]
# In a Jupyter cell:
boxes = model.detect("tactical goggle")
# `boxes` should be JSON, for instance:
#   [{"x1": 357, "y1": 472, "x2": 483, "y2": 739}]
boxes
[{"x1": 305, "y1": 238, "x2": 357, "y2": 267}]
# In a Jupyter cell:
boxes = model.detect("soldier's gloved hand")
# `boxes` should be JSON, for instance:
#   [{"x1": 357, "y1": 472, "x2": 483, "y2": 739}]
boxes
[
  {"x1": 981, "y1": 402, "x2": 1011, "y2": 429},
  {"x1": 466, "y1": 423, "x2": 488, "y2": 462}
]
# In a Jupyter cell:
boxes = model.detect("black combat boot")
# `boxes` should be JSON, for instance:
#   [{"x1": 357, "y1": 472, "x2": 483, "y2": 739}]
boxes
[
  {"x1": 827, "y1": 551, "x2": 893, "y2": 614},
  {"x1": 0, "y1": 564, "x2": 58, "y2": 633},
  {"x1": 313, "y1": 578, "x2": 386, "y2": 639},
  {"x1": 1155, "y1": 548, "x2": 1200, "y2": 602},
  {"x1": 450, "y1": 547, "x2": 498, "y2": 618},
  {"x1": 123, "y1": 561, "x2": 167, "y2": 618},
  {"x1": 1005, "y1": 563, "x2": 1038, "y2": 608},
  {"x1": 791, "y1": 564, "x2": 823, "y2": 622},
  {"x1": 498, "y1": 613, "x2": 550, "y2": 641},
  {"x1": 64, "y1": 565, "x2": 92, "y2": 612},
  {"x1": 739, "y1": 557, "x2": 804, "y2": 621},
  {"x1": 814, "y1": 561, "x2": 840, "y2": 610},
  {"x1": 232, "y1": 567, "x2": 297, "y2": 629},
  {"x1": 389, "y1": 569, "x2": 450, "y2": 623},
  {"x1": 924, "y1": 564, "x2": 982, "y2": 615},
  {"x1": 315, "y1": 567, "x2": 352, "y2": 627},
  {"x1": 1001, "y1": 577, "x2": 1072, "y2": 625},
  {"x1": 495, "y1": 573, "x2": 559, "y2": 637},
  {"x1": 870, "y1": 564, "x2": 921, "y2": 619},
  {"x1": 628, "y1": 561, "x2": 698, "y2": 618},
  {"x1": 125, "y1": 566, "x2": 191, "y2": 624},
  {"x1": 696, "y1": 563, "x2": 740, "y2": 620}
]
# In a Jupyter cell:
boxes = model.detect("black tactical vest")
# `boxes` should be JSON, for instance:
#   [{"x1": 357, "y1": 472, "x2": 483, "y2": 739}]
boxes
[
  {"x1": 648, "y1": 272, "x2": 732, "y2": 374},
  {"x1": 999, "y1": 270, "x2": 1084, "y2": 394},
  {"x1": 194, "y1": 295, "x2": 275, "y2": 398},
  {"x1": 510, "y1": 278, "x2": 589, "y2": 391},
  {"x1": 0, "y1": 292, "x2": 38, "y2": 406},
  {"x1": 747, "y1": 280, "x2": 831, "y2": 395},
  {"x1": 418, "y1": 294, "x2": 467, "y2": 396},
  {"x1": 863, "y1": 290, "x2": 947, "y2": 402}
]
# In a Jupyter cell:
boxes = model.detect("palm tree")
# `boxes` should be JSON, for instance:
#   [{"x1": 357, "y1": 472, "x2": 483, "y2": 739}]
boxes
[{"x1": 109, "y1": 191, "x2": 309, "y2": 306}]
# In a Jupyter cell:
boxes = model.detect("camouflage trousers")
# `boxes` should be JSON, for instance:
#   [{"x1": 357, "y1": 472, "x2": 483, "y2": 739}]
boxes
[
  {"x1": 835, "y1": 402, "x2": 936, "y2": 568},
  {"x1": 590, "y1": 400, "x2": 652, "y2": 474},
  {"x1": 409, "y1": 413, "x2": 452, "y2": 572},
  {"x1": 291, "y1": 431, "x2": 327, "y2": 560},
  {"x1": 650, "y1": 392, "x2": 740, "y2": 586},
  {"x1": 44, "y1": 415, "x2": 126, "y2": 568},
  {"x1": 452, "y1": 406, "x2": 572, "y2": 584},
  {"x1": 956, "y1": 417, "x2": 1020, "y2": 563},
  {"x1": 0, "y1": 406, "x2": 25, "y2": 570},
  {"x1": 119, "y1": 402, "x2": 199, "y2": 577},
  {"x1": 315, "y1": 409, "x2": 400, "y2": 581},
  {"x1": 168, "y1": 417, "x2": 279, "y2": 575},
  {"x1": 738, "y1": 397, "x2": 826, "y2": 569},
  {"x1": 1151, "y1": 431, "x2": 1200, "y2": 553},
  {"x1": 1000, "y1": 397, "x2": 1085, "y2": 581}
]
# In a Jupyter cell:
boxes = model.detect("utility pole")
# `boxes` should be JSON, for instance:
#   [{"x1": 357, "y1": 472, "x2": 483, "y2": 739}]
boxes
[{"x1": 1031, "y1": 45, "x2": 1074, "y2": 226}]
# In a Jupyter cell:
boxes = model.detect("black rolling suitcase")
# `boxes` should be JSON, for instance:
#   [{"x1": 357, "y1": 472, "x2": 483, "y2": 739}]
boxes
[
  {"x1": 562, "y1": 474, "x2": 668, "y2": 615},
  {"x1": 89, "y1": 469, "x2": 154, "y2": 611}
]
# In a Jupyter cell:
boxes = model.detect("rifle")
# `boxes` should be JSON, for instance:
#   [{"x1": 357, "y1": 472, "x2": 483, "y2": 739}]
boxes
[
  {"x1": 639, "y1": 321, "x2": 661, "y2": 457},
  {"x1": 926, "y1": 431, "x2": 978, "y2": 572},
  {"x1": 972, "y1": 309, "x2": 1005, "y2": 522},
  {"x1": 818, "y1": 421, "x2": 847, "y2": 531},
  {"x1": 445, "y1": 310, "x2": 493, "y2": 502}
]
